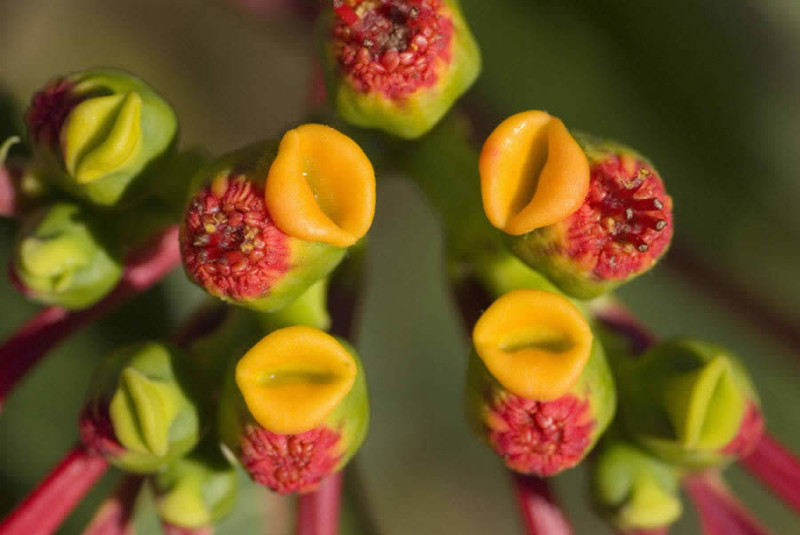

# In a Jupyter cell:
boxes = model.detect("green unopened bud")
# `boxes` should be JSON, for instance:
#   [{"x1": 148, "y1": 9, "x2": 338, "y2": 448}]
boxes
[
  {"x1": 154, "y1": 444, "x2": 238, "y2": 530},
  {"x1": 13, "y1": 202, "x2": 123, "y2": 309},
  {"x1": 465, "y1": 289, "x2": 616, "y2": 476},
  {"x1": 319, "y1": 0, "x2": 481, "y2": 139},
  {"x1": 219, "y1": 326, "x2": 369, "y2": 494},
  {"x1": 79, "y1": 342, "x2": 201, "y2": 473},
  {"x1": 26, "y1": 69, "x2": 178, "y2": 206},
  {"x1": 592, "y1": 440, "x2": 682, "y2": 532},
  {"x1": 616, "y1": 338, "x2": 761, "y2": 468}
]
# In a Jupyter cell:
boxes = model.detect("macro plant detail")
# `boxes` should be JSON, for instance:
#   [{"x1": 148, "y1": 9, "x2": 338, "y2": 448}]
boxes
[{"x1": 0, "y1": 2, "x2": 798, "y2": 535}]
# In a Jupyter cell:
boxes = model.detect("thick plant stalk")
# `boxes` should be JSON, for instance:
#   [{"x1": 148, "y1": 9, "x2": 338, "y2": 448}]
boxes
[
  {"x1": 81, "y1": 475, "x2": 144, "y2": 535},
  {"x1": 740, "y1": 432, "x2": 800, "y2": 513},
  {"x1": 0, "y1": 165, "x2": 19, "y2": 217},
  {"x1": 511, "y1": 473, "x2": 574, "y2": 535},
  {"x1": 683, "y1": 472, "x2": 774, "y2": 535},
  {"x1": 0, "y1": 444, "x2": 109, "y2": 535},
  {"x1": 0, "y1": 225, "x2": 180, "y2": 408},
  {"x1": 296, "y1": 472, "x2": 343, "y2": 535}
]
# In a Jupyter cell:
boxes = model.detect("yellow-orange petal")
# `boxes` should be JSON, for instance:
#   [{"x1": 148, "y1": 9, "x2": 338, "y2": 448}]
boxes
[
  {"x1": 235, "y1": 326, "x2": 357, "y2": 434},
  {"x1": 472, "y1": 289, "x2": 593, "y2": 401},
  {"x1": 265, "y1": 124, "x2": 376, "y2": 248},
  {"x1": 479, "y1": 110, "x2": 590, "y2": 235}
]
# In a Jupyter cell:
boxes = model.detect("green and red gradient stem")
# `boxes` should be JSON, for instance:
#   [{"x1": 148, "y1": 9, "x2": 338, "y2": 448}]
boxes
[
  {"x1": 0, "y1": 225, "x2": 180, "y2": 408},
  {"x1": 0, "y1": 444, "x2": 109, "y2": 535},
  {"x1": 0, "y1": 165, "x2": 20, "y2": 218},
  {"x1": 82, "y1": 475, "x2": 143, "y2": 535},
  {"x1": 296, "y1": 472, "x2": 344, "y2": 535},
  {"x1": 592, "y1": 300, "x2": 800, "y2": 519}
]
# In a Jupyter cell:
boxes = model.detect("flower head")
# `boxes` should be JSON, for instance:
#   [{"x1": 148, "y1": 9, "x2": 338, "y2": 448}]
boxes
[
  {"x1": 219, "y1": 326, "x2": 369, "y2": 494},
  {"x1": 320, "y1": 0, "x2": 481, "y2": 138}
]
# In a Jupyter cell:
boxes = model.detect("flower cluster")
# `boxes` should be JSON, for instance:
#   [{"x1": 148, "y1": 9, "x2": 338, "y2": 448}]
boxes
[{"x1": 0, "y1": 3, "x2": 796, "y2": 535}]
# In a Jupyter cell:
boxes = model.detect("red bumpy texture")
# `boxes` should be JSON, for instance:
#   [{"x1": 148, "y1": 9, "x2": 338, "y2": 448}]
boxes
[
  {"x1": 722, "y1": 402, "x2": 765, "y2": 458},
  {"x1": 484, "y1": 392, "x2": 594, "y2": 476},
  {"x1": 181, "y1": 175, "x2": 290, "y2": 302},
  {"x1": 26, "y1": 78, "x2": 80, "y2": 148},
  {"x1": 239, "y1": 423, "x2": 341, "y2": 494},
  {"x1": 564, "y1": 154, "x2": 673, "y2": 281},
  {"x1": 79, "y1": 403, "x2": 125, "y2": 458},
  {"x1": 331, "y1": 0, "x2": 454, "y2": 99}
]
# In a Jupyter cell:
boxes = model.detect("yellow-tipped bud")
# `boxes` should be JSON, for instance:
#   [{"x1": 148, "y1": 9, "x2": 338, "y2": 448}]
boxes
[
  {"x1": 266, "y1": 124, "x2": 375, "y2": 248},
  {"x1": 479, "y1": 110, "x2": 589, "y2": 235},
  {"x1": 472, "y1": 289, "x2": 593, "y2": 401},
  {"x1": 235, "y1": 325, "x2": 358, "y2": 434}
]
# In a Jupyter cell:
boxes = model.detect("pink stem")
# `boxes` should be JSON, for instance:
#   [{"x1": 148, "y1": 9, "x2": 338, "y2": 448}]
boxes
[
  {"x1": 0, "y1": 164, "x2": 19, "y2": 218},
  {"x1": 296, "y1": 471, "x2": 343, "y2": 535},
  {"x1": 81, "y1": 475, "x2": 144, "y2": 535},
  {"x1": 740, "y1": 432, "x2": 800, "y2": 513},
  {"x1": 617, "y1": 528, "x2": 669, "y2": 535},
  {"x1": 0, "y1": 444, "x2": 110, "y2": 535},
  {"x1": 683, "y1": 472, "x2": 774, "y2": 535},
  {"x1": 162, "y1": 524, "x2": 214, "y2": 535},
  {"x1": 0, "y1": 226, "x2": 180, "y2": 408},
  {"x1": 511, "y1": 472, "x2": 574, "y2": 535}
]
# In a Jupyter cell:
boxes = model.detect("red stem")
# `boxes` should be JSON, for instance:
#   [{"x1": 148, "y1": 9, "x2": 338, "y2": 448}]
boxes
[
  {"x1": 683, "y1": 472, "x2": 774, "y2": 535},
  {"x1": 81, "y1": 475, "x2": 143, "y2": 535},
  {"x1": 0, "y1": 225, "x2": 180, "y2": 408},
  {"x1": 0, "y1": 444, "x2": 109, "y2": 535},
  {"x1": 741, "y1": 431, "x2": 800, "y2": 513},
  {"x1": 296, "y1": 471, "x2": 343, "y2": 535},
  {"x1": 511, "y1": 472, "x2": 574, "y2": 535}
]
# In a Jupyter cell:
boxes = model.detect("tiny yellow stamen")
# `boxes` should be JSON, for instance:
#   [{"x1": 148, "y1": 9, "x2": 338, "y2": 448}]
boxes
[
  {"x1": 479, "y1": 110, "x2": 589, "y2": 235},
  {"x1": 235, "y1": 326, "x2": 357, "y2": 434},
  {"x1": 265, "y1": 124, "x2": 376, "y2": 248},
  {"x1": 472, "y1": 289, "x2": 593, "y2": 401}
]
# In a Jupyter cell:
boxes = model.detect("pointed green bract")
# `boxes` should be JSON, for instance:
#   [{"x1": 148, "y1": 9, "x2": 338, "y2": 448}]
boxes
[{"x1": 83, "y1": 342, "x2": 201, "y2": 473}]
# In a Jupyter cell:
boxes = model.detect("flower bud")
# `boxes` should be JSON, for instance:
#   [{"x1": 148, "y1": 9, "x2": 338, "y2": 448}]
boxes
[
  {"x1": 466, "y1": 289, "x2": 615, "y2": 476},
  {"x1": 219, "y1": 326, "x2": 369, "y2": 494},
  {"x1": 181, "y1": 124, "x2": 375, "y2": 312},
  {"x1": 319, "y1": 0, "x2": 481, "y2": 139},
  {"x1": 153, "y1": 444, "x2": 238, "y2": 532},
  {"x1": 12, "y1": 202, "x2": 123, "y2": 309},
  {"x1": 616, "y1": 338, "x2": 763, "y2": 469},
  {"x1": 480, "y1": 111, "x2": 673, "y2": 299},
  {"x1": 26, "y1": 69, "x2": 178, "y2": 207},
  {"x1": 79, "y1": 342, "x2": 202, "y2": 473},
  {"x1": 592, "y1": 440, "x2": 682, "y2": 532}
]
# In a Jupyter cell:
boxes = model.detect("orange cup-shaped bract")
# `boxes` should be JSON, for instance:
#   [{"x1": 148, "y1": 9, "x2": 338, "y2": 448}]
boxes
[
  {"x1": 480, "y1": 111, "x2": 590, "y2": 235},
  {"x1": 266, "y1": 124, "x2": 376, "y2": 248},
  {"x1": 472, "y1": 289, "x2": 593, "y2": 401},
  {"x1": 235, "y1": 326, "x2": 358, "y2": 435}
]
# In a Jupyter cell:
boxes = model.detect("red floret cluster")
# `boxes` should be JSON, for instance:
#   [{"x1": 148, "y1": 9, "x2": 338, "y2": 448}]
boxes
[
  {"x1": 563, "y1": 154, "x2": 673, "y2": 281},
  {"x1": 484, "y1": 392, "x2": 594, "y2": 476},
  {"x1": 181, "y1": 175, "x2": 290, "y2": 302},
  {"x1": 331, "y1": 0, "x2": 454, "y2": 99},
  {"x1": 239, "y1": 423, "x2": 341, "y2": 494}
]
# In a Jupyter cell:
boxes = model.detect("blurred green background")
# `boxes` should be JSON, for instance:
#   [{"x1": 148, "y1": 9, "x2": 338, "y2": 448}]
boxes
[{"x1": 0, "y1": 0, "x2": 798, "y2": 533}]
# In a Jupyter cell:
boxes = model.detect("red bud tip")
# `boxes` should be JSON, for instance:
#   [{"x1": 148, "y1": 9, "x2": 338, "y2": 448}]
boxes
[
  {"x1": 26, "y1": 78, "x2": 80, "y2": 148},
  {"x1": 181, "y1": 175, "x2": 290, "y2": 302},
  {"x1": 79, "y1": 403, "x2": 125, "y2": 458},
  {"x1": 332, "y1": 0, "x2": 454, "y2": 99},
  {"x1": 239, "y1": 423, "x2": 341, "y2": 494},
  {"x1": 485, "y1": 393, "x2": 594, "y2": 476},
  {"x1": 565, "y1": 155, "x2": 673, "y2": 281}
]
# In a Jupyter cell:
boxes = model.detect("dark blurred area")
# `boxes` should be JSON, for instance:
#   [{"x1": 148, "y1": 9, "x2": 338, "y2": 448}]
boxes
[{"x1": 0, "y1": 0, "x2": 798, "y2": 533}]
